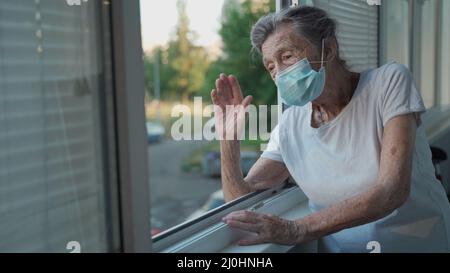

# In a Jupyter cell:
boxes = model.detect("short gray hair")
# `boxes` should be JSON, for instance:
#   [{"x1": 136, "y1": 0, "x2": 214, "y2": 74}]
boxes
[{"x1": 251, "y1": 6, "x2": 338, "y2": 55}]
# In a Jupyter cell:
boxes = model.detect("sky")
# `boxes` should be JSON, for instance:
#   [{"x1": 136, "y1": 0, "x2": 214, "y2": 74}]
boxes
[{"x1": 140, "y1": 0, "x2": 226, "y2": 53}]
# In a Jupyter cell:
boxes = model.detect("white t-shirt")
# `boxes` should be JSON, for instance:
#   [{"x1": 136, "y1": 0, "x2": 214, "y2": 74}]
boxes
[{"x1": 261, "y1": 62, "x2": 450, "y2": 252}]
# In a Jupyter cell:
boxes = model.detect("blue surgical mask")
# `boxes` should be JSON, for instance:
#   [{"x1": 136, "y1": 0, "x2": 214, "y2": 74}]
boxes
[{"x1": 275, "y1": 40, "x2": 326, "y2": 106}]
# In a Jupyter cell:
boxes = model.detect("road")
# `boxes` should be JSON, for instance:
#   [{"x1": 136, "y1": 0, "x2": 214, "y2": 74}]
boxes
[{"x1": 148, "y1": 140, "x2": 221, "y2": 232}]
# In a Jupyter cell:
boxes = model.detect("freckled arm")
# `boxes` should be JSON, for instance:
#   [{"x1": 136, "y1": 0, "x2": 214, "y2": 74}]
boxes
[{"x1": 295, "y1": 114, "x2": 416, "y2": 243}]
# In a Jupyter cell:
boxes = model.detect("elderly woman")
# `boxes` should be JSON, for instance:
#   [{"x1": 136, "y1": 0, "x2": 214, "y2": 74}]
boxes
[{"x1": 211, "y1": 6, "x2": 450, "y2": 252}]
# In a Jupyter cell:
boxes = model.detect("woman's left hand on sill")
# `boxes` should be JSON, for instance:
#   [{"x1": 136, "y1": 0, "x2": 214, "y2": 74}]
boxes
[{"x1": 222, "y1": 210, "x2": 308, "y2": 246}]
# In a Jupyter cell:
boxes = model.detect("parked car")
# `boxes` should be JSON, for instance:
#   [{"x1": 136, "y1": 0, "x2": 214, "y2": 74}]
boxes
[
  {"x1": 146, "y1": 121, "x2": 165, "y2": 144},
  {"x1": 202, "y1": 151, "x2": 259, "y2": 177}
]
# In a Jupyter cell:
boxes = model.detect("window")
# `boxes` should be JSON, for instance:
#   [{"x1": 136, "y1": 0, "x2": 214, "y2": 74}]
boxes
[
  {"x1": 141, "y1": 0, "x2": 278, "y2": 238},
  {"x1": 0, "y1": 0, "x2": 120, "y2": 252},
  {"x1": 416, "y1": 0, "x2": 438, "y2": 108},
  {"x1": 153, "y1": 183, "x2": 309, "y2": 253},
  {"x1": 438, "y1": 0, "x2": 450, "y2": 107},
  {"x1": 381, "y1": 0, "x2": 410, "y2": 67},
  {"x1": 381, "y1": 0, "x2": 450, "y2": 109}
]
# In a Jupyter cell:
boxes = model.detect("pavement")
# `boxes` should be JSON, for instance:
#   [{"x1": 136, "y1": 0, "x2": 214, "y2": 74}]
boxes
[{"x1": 148, "y1": 140, "x2": 221, "y2": 232}]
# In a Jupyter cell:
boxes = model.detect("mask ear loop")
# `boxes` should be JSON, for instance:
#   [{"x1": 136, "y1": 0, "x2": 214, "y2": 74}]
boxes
[{"x1": 321, "y1": 39, "x2": 325, "y2": 68}]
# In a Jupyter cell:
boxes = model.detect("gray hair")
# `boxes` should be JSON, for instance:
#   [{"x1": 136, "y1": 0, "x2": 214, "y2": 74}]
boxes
[{"x1": 251, "y1": 6, "x2": 339, "y2": 56}]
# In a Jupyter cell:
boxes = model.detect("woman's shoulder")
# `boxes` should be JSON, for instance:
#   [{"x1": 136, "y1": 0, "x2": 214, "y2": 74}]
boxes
[
  {"x1": 369, "y1": 61, "x2": 413, "y2": 85},
  {"x1": 377, "y1": 61, "x2": 409, "y2": 73},
  {"x1": 358, "y1": 61, "x2": 415, "y2": 102}
]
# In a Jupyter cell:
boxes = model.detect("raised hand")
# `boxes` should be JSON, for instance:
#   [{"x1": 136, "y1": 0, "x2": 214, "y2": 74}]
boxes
[{"x1": 211, "y1": 73, "x2": 253, "y2": 140}]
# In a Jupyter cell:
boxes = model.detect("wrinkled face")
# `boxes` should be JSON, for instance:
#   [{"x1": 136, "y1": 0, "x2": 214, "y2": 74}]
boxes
[{"x1": 261, "y1": 24, "x2": 322, "y2": 81}]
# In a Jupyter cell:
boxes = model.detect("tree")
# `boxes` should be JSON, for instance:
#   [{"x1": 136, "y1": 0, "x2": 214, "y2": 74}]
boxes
[
  {"x1": 144, "y1": 47, "x2": 174, "y2": 101},
  {"x1": 144, "y1": 0, "x2": 209, "y2": 102},
  {"x1": 203, "y1": 0, "x2": 277, "y2": 106},
  {"x1": 167, "y1": 0, "x2": 209, "y2": 101}
]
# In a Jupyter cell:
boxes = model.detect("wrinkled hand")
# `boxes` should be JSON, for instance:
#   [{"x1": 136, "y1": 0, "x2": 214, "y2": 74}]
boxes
[
  {"x1": 211, "y1": 73, "x2": 253, "y2": 140},
  {"x1": 223, "y1": 210, "x2": 306, "y2": 246}
]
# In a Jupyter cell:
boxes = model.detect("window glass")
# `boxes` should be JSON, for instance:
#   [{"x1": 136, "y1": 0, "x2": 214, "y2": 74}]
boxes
[
  {"x1": 417, "y1": 0, "x2": 437, "y2": 108},
  {"x1": 383, "y1": 0, "x2": 410, "y2": 67},
  {"x1": 382, "y1": 0, "x2": 444, "y2": 109},
  {"x1": 141, "y1": 0, "x2": 277, "y2": 237},
  {"x1": 439, "y1": 0, "x2": 450, "y2": 107}
]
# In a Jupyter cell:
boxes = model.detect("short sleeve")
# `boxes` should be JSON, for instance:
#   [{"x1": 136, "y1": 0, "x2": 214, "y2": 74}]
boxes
[
  {"x1": 261, "y1": 124, "x2": 284, "y2": 163},
  {"x1": 381, "y1": 63, "x2": 426, "y2": 126}
]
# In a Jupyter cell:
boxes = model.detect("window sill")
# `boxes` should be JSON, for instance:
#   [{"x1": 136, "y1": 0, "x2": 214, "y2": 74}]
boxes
[
  {"x1": 219, "y1": 199, "x2": 316, "y2": 253},
  {"x1": 155, "y1": 184, "x2": 313, "y2": 253}
]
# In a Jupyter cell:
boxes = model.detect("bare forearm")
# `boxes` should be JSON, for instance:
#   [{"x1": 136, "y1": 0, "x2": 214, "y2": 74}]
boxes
[
  {"x1": 223, "y1": 115, "x2": 416, "y2": 247},
  {"x1": 220, "y1": 140, "x2": 252, "y2": 202},
  {"x1": 296, "y1": 116, "x2": 415, "y2": 244},
  {"x1": 222, "y1": 182, "x2": 408, "y2": 247},
  {"x1": 297, "y1": 183, "x2": 407, "y2": 243}
]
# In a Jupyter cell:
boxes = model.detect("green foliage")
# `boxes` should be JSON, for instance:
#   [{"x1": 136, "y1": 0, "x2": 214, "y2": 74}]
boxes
[
  {"x1": 144, "y1": 0, "x2": 210, "y2": 101},
  {"x1": 144, "y1": 47, "x2": 174, "y2": 100},
  {"x1": 203, "y1": 0, "x2": 277, "y2": 105},
  {"x1": 144, "y1": 0, "x2": 276, "y2": 105}
]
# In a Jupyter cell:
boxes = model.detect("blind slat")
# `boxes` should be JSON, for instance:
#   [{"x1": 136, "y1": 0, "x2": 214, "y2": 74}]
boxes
[
  {"x1": 0, "y1": 0, "x2": 108, "y2": 252},
  {"x1": 314, "y1": 0, "x2": 379, "y2": 72}
]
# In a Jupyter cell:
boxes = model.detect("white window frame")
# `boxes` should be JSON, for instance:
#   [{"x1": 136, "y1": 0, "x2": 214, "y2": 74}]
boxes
[{"x1": 152, "y1": 182, "x2": 313, "y2": 253}]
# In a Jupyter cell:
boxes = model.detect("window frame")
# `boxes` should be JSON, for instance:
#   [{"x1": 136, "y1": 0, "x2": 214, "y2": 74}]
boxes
[
  {"x1": 153, "y1": 183, "x2": 310, "y2": 253},
  {"x1": 380, "y1": 0, "x2": 448, "y2": 111},
  {"x1": 98, "y1": 0, "x2": 124, "y2": 253},
  {"x1": 110, "y1": 0, "x2": 152, "y2": 253}
]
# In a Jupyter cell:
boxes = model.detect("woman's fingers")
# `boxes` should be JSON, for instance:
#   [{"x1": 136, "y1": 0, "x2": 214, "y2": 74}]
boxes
[
  {"x1": 223, "y1": 210, "x2": 260, "y2": 224},
  {"x1": 226, "y1": 220, "x2": 260, "y2": 233},
  {"x1": 218, "y1": 74, "x2": 228, "y2": 100},
  {"x1": 215, "y1": 73, "x2": 250, "y2": 107},
  {"x1": 223, "y1": 210, "x2": 297, "y2": 246},
  {"x1": 242, "y1": 95, "x2": 253, "y2": 108},
  {"x1": 212, "y1": 89, "x2": 226, "y2": 115},
  {"x1": 211, "y1": 89, "x2": 219, "y2": 105},
  {"x1": 216, "y1": 75, "x2": 230, "y2": 103},
  {"x1": 228, "y1": 75, "x2": 243, "y2": 101},
  {"x1": 222, "y1": 211, "x2": 277, "y2": 246},
  {"x1": 215, "y1": 78, "x2": 225, "y2": 103},
  {"x1": 221, "y1": 73, "x2": 235, "y2": 101}
]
